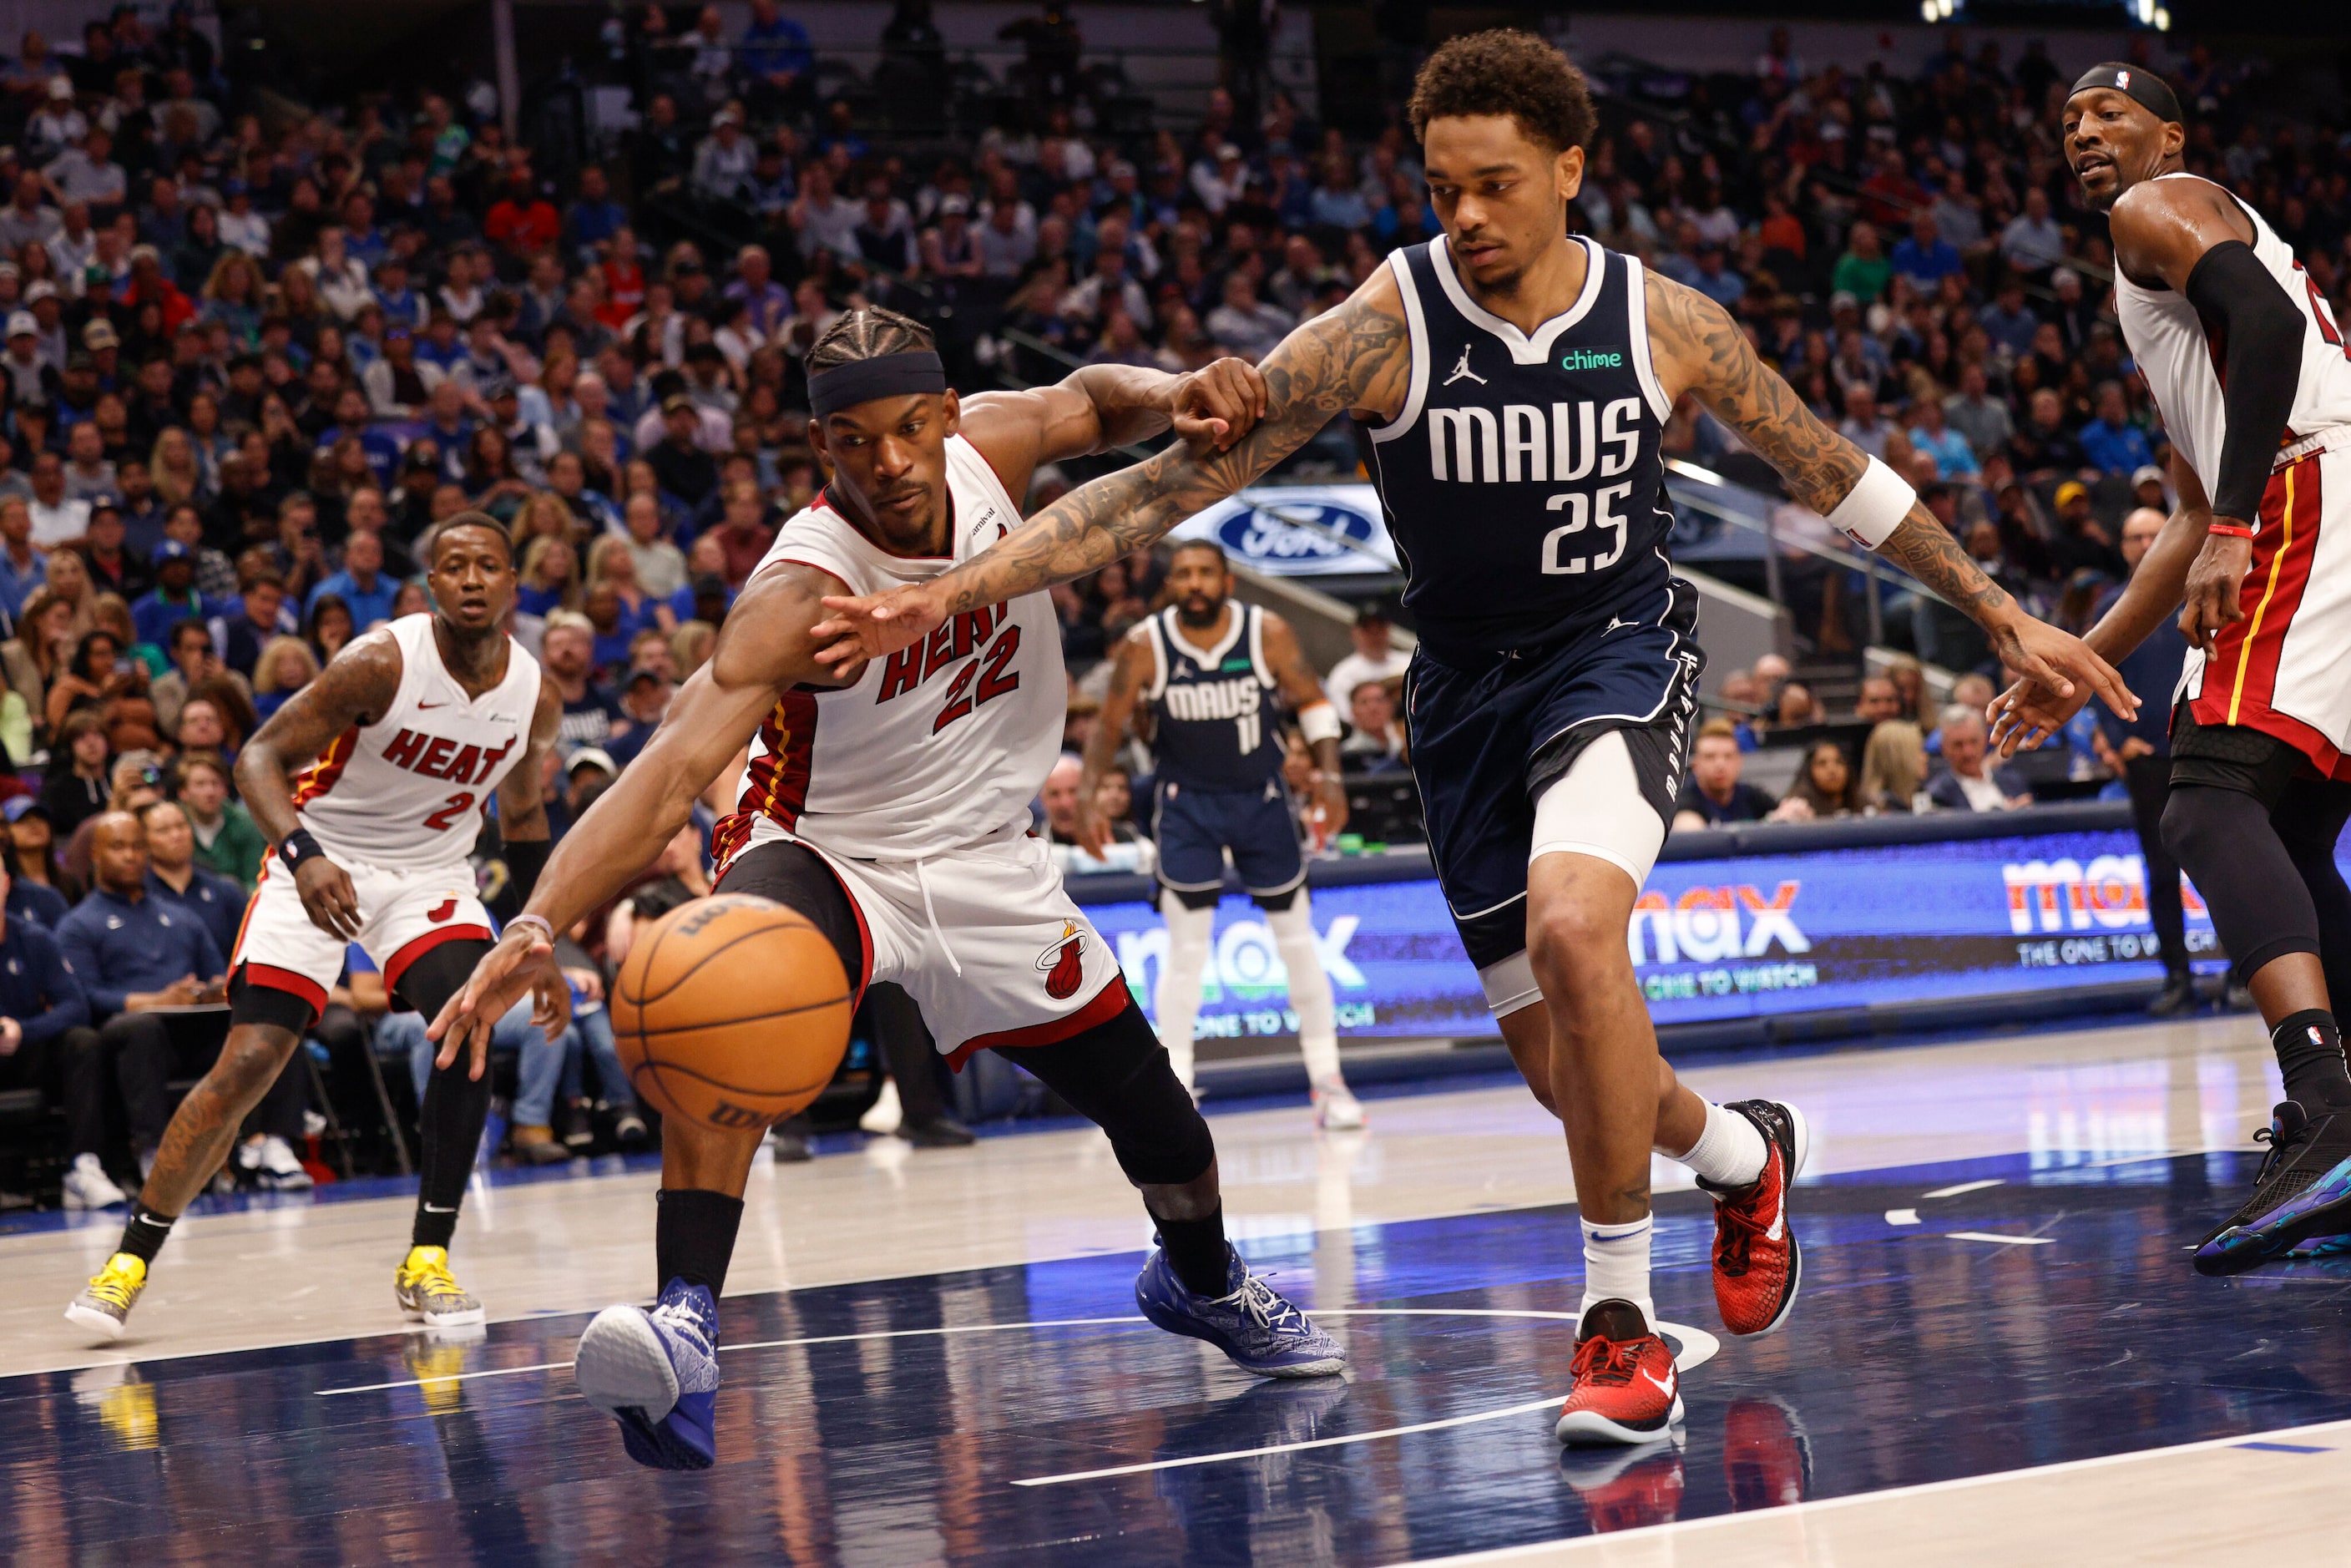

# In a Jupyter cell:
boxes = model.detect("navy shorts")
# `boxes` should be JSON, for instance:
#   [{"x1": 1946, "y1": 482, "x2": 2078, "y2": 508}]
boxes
[
  {"x1": 1151, "y1": 776, "x2": 1306, "y2": 908},
  {"x1": 1406, "y1": 586, "x2": 1703, "y2": 970}
]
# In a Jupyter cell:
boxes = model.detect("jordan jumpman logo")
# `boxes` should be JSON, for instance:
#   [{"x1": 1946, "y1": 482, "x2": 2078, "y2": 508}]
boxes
[{"x1": 1443, "y1": 345, "x2": 1487, "y2": 387}]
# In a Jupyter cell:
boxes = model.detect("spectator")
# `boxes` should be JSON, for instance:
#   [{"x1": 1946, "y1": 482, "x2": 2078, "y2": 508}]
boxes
[
  {"x1": 0, "y1": 852, "x2": 100, "y2": 1204},
  {"x1": 1904, "y1": 396, "x2": 1979, "y2": 481},
  {"x1": 543, "y1": 611, "x2": 619, "y2": 750},
  {"x1": 1203, "y1": 269, "x2": 1293, "y2": 362},
  {"x1": 1774, "y1": 741, "x2": 1862, "y2": 821},
  {"x1": 1322, "y1": 602, "x2": 1410, "y2": 711},
  {"x1": 304, "y1": 527, "x2": 396, "y2": 630},
  {"x1": 250, "y1": 635, "x2": 321, "y2": 721},
  {"x1": 218, "y1": 572, "x2": 290, "y2": 679},
  {"x1": 1854, "y1": 675, "x2": 1904, "y2": 723},
  {"x1": 1672, "y1": 719, "x2": 1777, "y2": 830},
  {"x1": 1889, "y1": 213, "x2": 1962, "y2": 292},
  {"x1": 1943, "y1": 363, "x2": 2014, "y2": 467},
  {"x1": 1340, "y1": 679, "x2": 1408, "y2": 773},
  {"x1": 174, "y1": 751, "x2": 265, "y2": 890},
  {"x1": 1830, "y1": 220, "x2": 1891, "y2": 304},
  {"x1": 1999, "y1": 186, "x2": 2065, "y2": 276},
  {"x1": 1859, "y1": 720, "x2": 1929, "y2": 813},
  {"x1": 619, "y1": 492, "x2": 688, "y2": 599},
  {"x1": 1924, "y1": 706, "x2": 2031, "y2": 812},
  {"x1": 2079, "y1": 381, "x2": 2156, "y2": 477},
  {"x1": 138, "y1": 798, "x2": 243, "y2": 960}
]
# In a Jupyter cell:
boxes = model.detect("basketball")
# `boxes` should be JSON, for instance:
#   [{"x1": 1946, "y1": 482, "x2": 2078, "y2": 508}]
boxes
[{"x1": 609, "y1": 893, "x2": 853, "y2": 1131}]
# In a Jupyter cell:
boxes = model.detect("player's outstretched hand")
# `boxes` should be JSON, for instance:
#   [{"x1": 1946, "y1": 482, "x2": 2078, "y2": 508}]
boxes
[
  {"x1": 2179, "y1": 529, "x2": 2252, "y2": 652},
  {"x1": 811, "y1": 581, "x2": 947, "y2": 670},
  {"x1": 1990, "y1": 665, "x2": 2092, "y2": 756},
  {"x1": 427, "y1": 926, "x2": 556, "y2": 1080},
  {"x1": 1170, "y1": 357, "x2": 1267, "y2": 453},
  {"x1": 1990, "y1": 615, "x2": 2136, "y2": 729},
  {"x1": 1074, "y1": 797, "x2": 1112, "y2": 859},
  {"x1": 529, "y1": 967, "x2": 573, "y2": 1044},
  {"x1": 294, "y1": 857, "x2": 362, "y2": 941}
]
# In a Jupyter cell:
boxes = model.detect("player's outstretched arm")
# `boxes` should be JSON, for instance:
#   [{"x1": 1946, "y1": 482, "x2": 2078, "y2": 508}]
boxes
[
  {"x1": 489, "y1": 675, "x2": 572, "y2": 1043},
  {"x1": 1075, "y1": 628, "x2": 1152, "y2": 857},
  {"x1": 428, "y1": 564, "x2": 850, "y2": 1072},
  {"x1": 1261, "y1": 610, "x2": 1347, "y2": 840},
  {"x1": 234, "y1": 630, "x2": 405, "y2": 942},
  {"x1": 809, "y1": 276, "x2": 1411, "y2": 666},
  {"x1": 1643, "y1": 274, "x2": 2136, "y2": 723},
  {"x1": 1994, "y1": 453, "x2": 2211, "y2": 755},
  {"x1": 958, "y1": 358, "x2": 1270, "y2": 502}
]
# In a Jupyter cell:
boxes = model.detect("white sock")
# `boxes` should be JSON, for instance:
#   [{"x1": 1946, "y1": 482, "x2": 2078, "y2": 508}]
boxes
[
  {"x1": 1266, "y1": 898, "x2": 1342, "y2": 1085},
  {"x1": 1155, "y1": 893, "x2": 1215, "y2": 1090},
  {"x1": 1579, "y1": 1215, "x2": 1654, "y2": 1330},
  {"x1": 1676, "y1": 1102, "x2": 1768, "y2": 1189}
]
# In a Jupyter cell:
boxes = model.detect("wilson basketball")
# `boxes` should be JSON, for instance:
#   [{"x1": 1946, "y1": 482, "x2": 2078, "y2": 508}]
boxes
[{"x1": 610, "y1": 893, "x2": 853, "y2": 1131}]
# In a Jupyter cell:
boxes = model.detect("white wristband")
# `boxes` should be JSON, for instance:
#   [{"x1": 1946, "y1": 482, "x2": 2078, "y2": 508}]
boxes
[
  {"x1": 1826, "y1": 454, "x2": 1917, "y2": 549},
  {"x1": 1297, "y1": 701, "x2": 1342, "y2": 745},
  {"x1": 507, "y1": 913, "x2": 555, "y2": 946}
]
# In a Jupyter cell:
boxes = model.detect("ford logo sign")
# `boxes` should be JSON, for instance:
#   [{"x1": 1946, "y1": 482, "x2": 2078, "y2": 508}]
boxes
[{"x1": 1216, "y1": 501, "x2": 1377, "y2": 562}]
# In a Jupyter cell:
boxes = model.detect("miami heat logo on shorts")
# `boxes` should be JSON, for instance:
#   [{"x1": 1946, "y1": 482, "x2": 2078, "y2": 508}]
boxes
[{"x1": 1036, "y1": 922, "x2": 1086, "y2": 1000}]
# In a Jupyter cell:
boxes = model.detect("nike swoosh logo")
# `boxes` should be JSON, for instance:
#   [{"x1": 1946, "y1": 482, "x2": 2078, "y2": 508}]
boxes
[
  {"x1": 421, "y1": 1204, "x2": 458, "y2": 1213},
  {"x1": 1639, "y1": 1367, "x2": 1675, "y2": 1395},
  {"x1": 417, "y1": 701, "x2": 447, "y2": 711},
  {"x1": 1765, "y1": 1148, "x2": 1787, "y2": 1242}
]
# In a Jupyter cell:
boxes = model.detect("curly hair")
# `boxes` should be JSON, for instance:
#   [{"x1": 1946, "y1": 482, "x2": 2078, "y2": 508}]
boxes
[
  {"x1": 806, "y1": 306, "x2": 937, "y2": 373},
  {"x1": 1408, "y1": 29, "x2": 1596, "y2": 155}
]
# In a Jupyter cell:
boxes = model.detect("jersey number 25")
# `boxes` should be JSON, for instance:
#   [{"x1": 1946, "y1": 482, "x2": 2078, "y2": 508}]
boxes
[{"x1": 1542, "y1": 482, "x2": 1633, "y2": 575}]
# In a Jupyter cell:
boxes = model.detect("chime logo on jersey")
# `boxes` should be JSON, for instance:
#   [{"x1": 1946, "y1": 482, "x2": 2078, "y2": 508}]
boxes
[{"x1": 1037, "y1": 922, "x2": 1086, "y2": 999}]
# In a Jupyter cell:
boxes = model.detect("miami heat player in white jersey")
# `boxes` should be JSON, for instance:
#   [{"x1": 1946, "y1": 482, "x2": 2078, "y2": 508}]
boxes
[
  {"x1": 710, "y1": 432, "x2": 1125, "y2": 1059},
  {"x1": 235, "y1": 613, "x2": 544, "y2": 1006},
  {"x1": 2117, "y1": 173, "x2": 2351, "y2": 774}
]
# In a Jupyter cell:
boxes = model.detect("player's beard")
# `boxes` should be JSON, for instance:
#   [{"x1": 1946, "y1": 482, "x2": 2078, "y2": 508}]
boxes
[{"x1": 1176, "y1": 595, "x2": 1222, "y2": 630}]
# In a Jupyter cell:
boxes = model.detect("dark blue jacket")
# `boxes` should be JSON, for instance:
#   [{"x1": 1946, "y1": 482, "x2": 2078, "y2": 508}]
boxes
[
  {"x1": 7, "y1": 878, "x2": 69, "y2": 930},
  {"x1": 0, "y1": 914, "x2": 88, "y2": 1042},
  {"x1": 146, "y1": 866, "x2": 248, "y2": 964},
  {"x1": 2093, "y1": 583, "x2": 2191, "y2": 757},
  {"x1": 56, "y1": 886, "x2": 226, "y2": 1019}
]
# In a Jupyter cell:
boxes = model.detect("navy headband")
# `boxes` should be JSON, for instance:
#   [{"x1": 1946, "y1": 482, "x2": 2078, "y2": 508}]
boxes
[
  {"x1": 806, "y1": 350, "x2": 947, "y2": 417},
  {"x1": 2069, "y1": 63, "x2": 2182, "y2": 126}
]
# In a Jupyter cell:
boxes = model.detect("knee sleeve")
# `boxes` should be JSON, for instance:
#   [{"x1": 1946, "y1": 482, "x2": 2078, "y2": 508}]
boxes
[
  {"x1": 1263, "y1": 895, "x2": 1340, "y2": 1083},
  {"x1": 1009, "y1": 998, "x2": 1216, "y2": 1187},
  {"x1": 1529, "y1": 729, "x2": 1666, "y2": 888},
  {"x1": 1155, "y1": 891, "x2": 1216, "y2": 1088},
  {"x1": 2164, "y1": 783, "x2": 2321, "y2": 978}
]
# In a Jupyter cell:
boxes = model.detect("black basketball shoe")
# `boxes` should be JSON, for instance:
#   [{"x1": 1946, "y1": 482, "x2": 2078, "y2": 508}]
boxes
[{"x1": 2192, "y1": 1100, "x2": 2351, "y2": 1276}]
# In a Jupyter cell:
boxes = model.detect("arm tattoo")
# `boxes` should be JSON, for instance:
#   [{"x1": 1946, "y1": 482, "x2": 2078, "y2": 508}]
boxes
[
  {"x1": 927, "y1": 296, "x2": 1409, "y2": 618},
  {"x1": 1083, "y1": 635, "x2": 1145, "y2": 789},
  {"x1": 1878, "y1": 503, "x2": 2013, "y2": 628},
  {"x1": 1650, "y1": 276, "x2": 2015, "y2": 632},
  {"x1": 1647, "y1": 275, "x2": 1865, "y2": 515}
]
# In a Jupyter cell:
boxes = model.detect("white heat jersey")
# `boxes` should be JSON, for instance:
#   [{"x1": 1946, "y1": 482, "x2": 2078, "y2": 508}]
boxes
[
  {"x1": 2115, "y1": 174, "x2": 2351, "y2": 498},
  {"x1": 711, "y1": 434, "x2": 1064, "y2": 867},
  {"x1": 291, "y1": 613, "x2": 543, "y2": 871}
]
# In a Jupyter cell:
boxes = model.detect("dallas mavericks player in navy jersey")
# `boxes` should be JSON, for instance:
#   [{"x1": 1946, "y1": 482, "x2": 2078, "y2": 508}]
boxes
[
  {"x1": 817, "y1": 31, "x2": 2132, "y2": 1444},
  {"x1": 1081, "y1": 540, "x2": 1364, "y2": 1126}
]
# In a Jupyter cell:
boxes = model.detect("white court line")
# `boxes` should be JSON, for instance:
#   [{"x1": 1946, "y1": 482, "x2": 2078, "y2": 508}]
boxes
[
  {"x1": 1885, "y1": 1209, "x2": 1920, "y2": 1226},
  {"x1": 1403, "y1": 1416, "x2": 2351, "y2": 1565},
  {"x1": 1944, "y1": 1232, "x2": 2056, "y2": 1247},
  {"x1": 1921, "y1": 1179, "x2": 2006, "y2": 1199},
  {"x1": 316, "y1": 1315, "x2": 1150, "y2": 1396},
  {"x1": 1009, "y1": 1313, "x2": 1721, "y2": 1489}
]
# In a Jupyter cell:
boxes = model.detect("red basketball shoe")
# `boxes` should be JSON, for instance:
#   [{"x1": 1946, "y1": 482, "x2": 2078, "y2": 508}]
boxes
[
  {"x1": 1555, "y1": 1299, "x2": 1682, "y2": 1447},
  {"x1": 1704, "y1": 1099, "x2": 1809, "y2": 1338}
]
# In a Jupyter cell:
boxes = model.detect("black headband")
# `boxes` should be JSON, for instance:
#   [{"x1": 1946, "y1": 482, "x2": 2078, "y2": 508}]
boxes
[
  {"x1": 807, "y1": 351, "x2": 947, "y2": 417},
  {"x1": 2070, "y1": 63, "x2": 2182, "y2": 126}
]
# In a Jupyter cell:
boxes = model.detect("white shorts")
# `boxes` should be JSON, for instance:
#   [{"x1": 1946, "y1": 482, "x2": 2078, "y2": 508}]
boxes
[
  {"x1": 230, "y1": 854, "x2": 493, "y2": 1017},
  {"x1": 727, "y1": 828, "x2": 1129, "y2": 1065}
]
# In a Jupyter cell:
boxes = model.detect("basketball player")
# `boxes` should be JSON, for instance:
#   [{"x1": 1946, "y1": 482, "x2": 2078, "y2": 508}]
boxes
[
  {"x1": 1083, "y1": 539, "x2": 1364, "y2": 1125},
  {"x1": 430, "y1": 316, "x2": 1347, "y2": 1473},
  {"x1": 812, "y1": 32, "x2": 2132, "y2": 1444},
  {"x1": 66, "y1": 517, "x2": 565, "y2": 1342},
  {"x1": 1992, "y1": 66, "x2": 2351, "y2": 1273}
]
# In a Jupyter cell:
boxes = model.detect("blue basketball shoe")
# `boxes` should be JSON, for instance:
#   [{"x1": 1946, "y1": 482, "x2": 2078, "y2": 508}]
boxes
[
  {"x1": 2193, "y1": 1101, "x2": 2351, "y2": 1276},
  {"x1": 1135, "y1": 1246, "x2": 1347, "y2": 1377},
  {"x1": 574, "y1": 1278, "x2": 721, "y2": 1469}
]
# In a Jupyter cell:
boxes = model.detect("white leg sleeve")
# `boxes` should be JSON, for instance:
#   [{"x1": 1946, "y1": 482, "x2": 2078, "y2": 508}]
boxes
[
  {"x1": 1155, "y1": 892, "x2": 1216, "y2": 1090},
  {"x1": 1266, "y1": 895, "x2": 1342, "y2": 1085},
  {"x1": 1529, "y1": 729, "x2": 1666, "y2": 888}
]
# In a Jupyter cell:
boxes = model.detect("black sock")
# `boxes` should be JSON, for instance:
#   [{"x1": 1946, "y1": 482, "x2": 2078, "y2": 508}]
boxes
[
  {"x1": 412, "y1": 1060, "x2": 496, "y2": 1250},
  {"x1": 118, "y1": 1207, "x2": 175, "y2": 1266},
  {"x1": 1151, "y1": 1203, "x2": 1231, "y2": 1297},
  {"x1": 2273, "y1": 1009, "x2": 2351, "y2": 1108},
  {"x1": 655, "y1": 1188, "x2": 745, "y2": 1298}
]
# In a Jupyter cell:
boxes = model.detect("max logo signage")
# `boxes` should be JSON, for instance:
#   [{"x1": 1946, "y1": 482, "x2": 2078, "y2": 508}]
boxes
[
  {"x1": 1627, "y1": 883, "x2": 1807, "y2": 965},
  {"x1": 2003, "y1": 856, "x2": 2207, "y2": 934}
]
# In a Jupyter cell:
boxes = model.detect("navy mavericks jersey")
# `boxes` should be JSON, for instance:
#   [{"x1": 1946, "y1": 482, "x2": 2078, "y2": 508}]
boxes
[
  {"x1": 1359, "y1": 234, "x2": 1678, "y2": 663},
  {"x1": 1140, "y1": 604, "x2": 1287, "y2": 792}
]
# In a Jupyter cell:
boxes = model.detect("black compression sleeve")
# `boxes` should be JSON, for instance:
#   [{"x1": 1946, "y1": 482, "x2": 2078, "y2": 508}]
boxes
[
  {"x1": 2184, "y1": 240, "x2": 2304, "y2": 527},
  {"x1": 503, "y1": 836, "x2": 550, "y2": 906}
]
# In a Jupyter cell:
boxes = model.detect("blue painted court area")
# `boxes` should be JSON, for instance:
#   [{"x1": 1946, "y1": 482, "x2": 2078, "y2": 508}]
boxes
[{"x1": 15, "y1": 1149, "x2": 2351, "y2": 1564}]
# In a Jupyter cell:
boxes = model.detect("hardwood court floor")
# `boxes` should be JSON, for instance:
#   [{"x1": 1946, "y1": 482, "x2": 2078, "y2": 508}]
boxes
[{"x1": 6, "y1": 1011, "x2": 2342, "y2": 1565}]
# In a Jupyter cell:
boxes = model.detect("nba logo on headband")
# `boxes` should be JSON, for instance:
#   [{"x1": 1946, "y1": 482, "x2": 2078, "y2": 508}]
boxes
[{"x1": 2116, "y1": 70, "x2": 2131, "y2": 89}]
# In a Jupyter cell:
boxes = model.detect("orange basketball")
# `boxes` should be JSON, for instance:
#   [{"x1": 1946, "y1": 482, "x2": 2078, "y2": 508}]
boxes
[{"x1": 610, "y1": 893, "x2": 853, "y2": 1131}]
